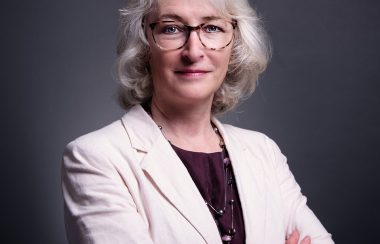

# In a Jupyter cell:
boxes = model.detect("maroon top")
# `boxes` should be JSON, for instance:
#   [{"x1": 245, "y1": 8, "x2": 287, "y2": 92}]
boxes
[{"x1": 171, "y1": 144, "x2": 246, "y2": 244}]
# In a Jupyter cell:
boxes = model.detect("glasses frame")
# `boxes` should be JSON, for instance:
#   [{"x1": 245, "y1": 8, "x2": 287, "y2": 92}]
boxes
[{"x1": 146, "y1": 20, "x2": 237, "y2": 51}]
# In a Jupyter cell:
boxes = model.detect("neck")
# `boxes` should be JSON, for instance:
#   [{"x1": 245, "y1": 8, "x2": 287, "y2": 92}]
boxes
[{"x1": 150, "y1": 96, "x2": 221, "y2": 152}]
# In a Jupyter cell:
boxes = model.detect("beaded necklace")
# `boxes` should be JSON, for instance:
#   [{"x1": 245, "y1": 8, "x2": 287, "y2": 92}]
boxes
[
  {"x1": 158, "y1": 124, "x2": 236, "y2": 243},
  {"x1": 210, "y1": 126, "x2": 236, "y2": 243}
]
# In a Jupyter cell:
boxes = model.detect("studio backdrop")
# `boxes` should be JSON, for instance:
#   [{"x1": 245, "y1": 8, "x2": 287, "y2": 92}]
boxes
[{"x1": 1, "y1": 0, "x2": 379, "y2": 243}]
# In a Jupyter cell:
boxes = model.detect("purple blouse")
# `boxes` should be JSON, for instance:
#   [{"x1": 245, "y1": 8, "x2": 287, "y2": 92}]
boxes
[{"x1": 171, "y1": 144, "x2": 246, "y2": 244}]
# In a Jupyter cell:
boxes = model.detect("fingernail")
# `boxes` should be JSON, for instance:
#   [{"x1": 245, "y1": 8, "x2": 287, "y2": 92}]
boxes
[{"x1": 305, "y1": 236, "x2": 311, "y2": 244}]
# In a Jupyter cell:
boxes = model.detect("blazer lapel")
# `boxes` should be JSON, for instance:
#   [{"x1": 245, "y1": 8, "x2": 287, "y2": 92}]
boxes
[
  {"x1": 141, "y1": 139, "x2": 222, "y2": 244},
  {"x1": 213, "y1": 119, "x2": 268, "y2": 244},
  {"x1": 122, "y1": 105, "x2": 222, "y2": 244}
]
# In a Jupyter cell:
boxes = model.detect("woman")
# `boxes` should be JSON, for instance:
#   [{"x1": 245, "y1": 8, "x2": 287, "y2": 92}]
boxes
[{"x1": 62, "y1": 0, "x2": 334, "y2": 243}]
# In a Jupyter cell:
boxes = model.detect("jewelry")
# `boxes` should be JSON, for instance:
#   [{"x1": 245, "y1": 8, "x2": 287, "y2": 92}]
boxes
[
  {"x1": 157, "y1": 124, "x2": 236, "y2": 243},
  {"x1": 209, "y1": 126, "x2": 236, "y2": 243}
]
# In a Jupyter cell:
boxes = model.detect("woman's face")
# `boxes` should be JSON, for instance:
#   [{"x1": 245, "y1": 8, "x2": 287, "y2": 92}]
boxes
[{"x1": 146, "y1": 0, "x2": 233, "y2": 109}]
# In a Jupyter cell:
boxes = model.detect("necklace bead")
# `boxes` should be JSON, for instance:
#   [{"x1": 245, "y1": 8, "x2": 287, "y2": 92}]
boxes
[
  {"x1": 223, "y1": 157, "x2": 231, "y2": 167},
  {"x1": 228, "y1": 177, "x2": 233, "y2": 185},
  {"x1": 228, "y1": 228, "x2": 236, "y2": 235},
  {"x1": 159, "y1": 122, "x2": 238, "y2": 243},
  {"x1": 221, "y1": 235, "x2": 232, "y2": 241}
]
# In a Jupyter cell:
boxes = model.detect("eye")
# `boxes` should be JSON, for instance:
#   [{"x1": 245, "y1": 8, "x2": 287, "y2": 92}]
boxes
[
  {"x1": 161, "y1": 24, "x2": 184, "y2": 34},
  {"x1": 164, "y1": 26, "x2": 178, "y2": 33},
  {"x1": 203, "y1": 25, "x2": 223, "y2": 33}
]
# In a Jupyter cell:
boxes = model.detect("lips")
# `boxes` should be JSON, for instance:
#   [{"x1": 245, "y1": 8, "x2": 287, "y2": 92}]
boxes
[
  {"x1": 174, "y1": 69, "x2": 211, "y2": 77},
  {"x1": 175, "y1": 69, "x2": 209, "y2": 73}
]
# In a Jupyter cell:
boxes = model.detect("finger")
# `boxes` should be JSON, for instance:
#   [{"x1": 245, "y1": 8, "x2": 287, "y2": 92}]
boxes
[
  {"x1": 300, "y1": 235, "x2": 311, "y2": 244},
  {"x1": 285, "y1": 230, "x2": 300, "y2": 244}
]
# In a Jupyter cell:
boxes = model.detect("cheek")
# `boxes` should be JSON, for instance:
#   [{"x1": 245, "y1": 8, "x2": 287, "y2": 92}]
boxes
[
  {"x1": 149, "y1": 51, "x2": 175, "y2": 74},
  {"x1": 149, "y1": 51, "x2": 161, "y2": 70},
  {"x1": 217, "y1": 52, "x2": 232, "y2": 75}
]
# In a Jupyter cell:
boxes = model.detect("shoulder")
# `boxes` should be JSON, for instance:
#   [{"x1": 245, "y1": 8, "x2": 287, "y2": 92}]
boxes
[
  {"x1": 63, "y1": 118, "x2": 132, "y2": 167},
  {"x1": 222, "y1": 123, "x2": 275, "y2": 147},
  {"x1": 69, "y1": 119, "x2": 124, "y2": 148},
  {"x1": 222, "y1": 123, "x2": 267, "y2": 140},
  {"x1": 221, "y1": 123, "x2": 283, "y2": 162}
]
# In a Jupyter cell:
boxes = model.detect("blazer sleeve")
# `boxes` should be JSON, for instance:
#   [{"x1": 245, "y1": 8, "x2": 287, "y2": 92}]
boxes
[
  {"x1": 266, "y1": 137, "x2": 335, "y2": 244},
  {"x1": 61, "y1": 139, "x2": 154, "y2": 244}
]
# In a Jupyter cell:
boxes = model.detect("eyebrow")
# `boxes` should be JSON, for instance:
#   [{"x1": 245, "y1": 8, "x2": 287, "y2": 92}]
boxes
[
  {"x1": 157, "y1": 14, "x2": 223, "y2": 22},
  {"x1": 157, "y1": 14, "x2": 183, "y2": 21}
]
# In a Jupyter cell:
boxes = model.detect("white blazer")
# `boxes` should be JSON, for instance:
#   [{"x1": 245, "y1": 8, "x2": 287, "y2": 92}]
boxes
[{"x1": 62, "y1": 105, "x2": 333, "y2": 244}]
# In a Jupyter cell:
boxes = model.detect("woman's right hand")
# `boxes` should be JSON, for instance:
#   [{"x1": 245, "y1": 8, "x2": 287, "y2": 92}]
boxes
[{"x1": 286, "y1": 230, "x2": 311, "y2": 244}]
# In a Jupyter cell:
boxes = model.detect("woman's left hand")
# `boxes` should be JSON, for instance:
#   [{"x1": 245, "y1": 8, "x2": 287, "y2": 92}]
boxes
[{"x1": 286, "y1": 230, "x2": 311, "y2": 244}]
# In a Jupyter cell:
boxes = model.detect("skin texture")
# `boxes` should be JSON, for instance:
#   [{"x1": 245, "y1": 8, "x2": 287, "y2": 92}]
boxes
[
  {"x1": 147, "y1": 0, "x2": 232, "y2": 110},
  {"x1": 146, "y1": 0, "x2": 233, "y2": 152},
  {"x1": 286, "y1": 230, "x2": 311, "y2": 244}
]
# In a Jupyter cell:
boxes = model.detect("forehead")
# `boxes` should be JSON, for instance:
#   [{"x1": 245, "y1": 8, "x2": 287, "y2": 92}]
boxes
[{"x1": 149, "y1": 0, "x2": 225, "y2": 22}]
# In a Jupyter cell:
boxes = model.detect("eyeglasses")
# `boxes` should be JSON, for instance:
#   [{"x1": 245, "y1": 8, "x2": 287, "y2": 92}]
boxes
[{"x1": 147, "y1": 19, "x2": 237, "y2": 51}]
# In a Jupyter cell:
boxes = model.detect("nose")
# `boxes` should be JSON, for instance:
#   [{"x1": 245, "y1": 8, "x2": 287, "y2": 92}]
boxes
[{"x1": 181, "y1": 31, "x2": 205, "y2": 63}]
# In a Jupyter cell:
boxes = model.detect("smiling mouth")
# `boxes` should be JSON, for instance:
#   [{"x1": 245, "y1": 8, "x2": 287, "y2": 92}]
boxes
[{"x1": 174, "y1": 70, "x2": 210, "y2": 76}]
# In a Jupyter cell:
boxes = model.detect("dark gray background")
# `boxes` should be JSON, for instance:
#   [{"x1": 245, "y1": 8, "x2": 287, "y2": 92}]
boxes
[{"x1": 1, "y1": 0, "x2": 379, "y2": 243}]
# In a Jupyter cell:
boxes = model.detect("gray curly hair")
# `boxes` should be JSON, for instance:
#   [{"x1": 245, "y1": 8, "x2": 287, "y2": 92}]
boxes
[{"x1": 116, "y1": 0, "x2": 271, "y2": 114}]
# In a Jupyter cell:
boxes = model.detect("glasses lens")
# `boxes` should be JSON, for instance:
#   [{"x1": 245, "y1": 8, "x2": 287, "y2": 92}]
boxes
[
  {"x1": 152, "y1": 21, "x2": 187, "y2": 50},
  {"x1": 199, "y1": 19, "x2": 234, "y2": 50},
  {"x1": 152, "y1": 20, "x2": 234, "y2": 50}
]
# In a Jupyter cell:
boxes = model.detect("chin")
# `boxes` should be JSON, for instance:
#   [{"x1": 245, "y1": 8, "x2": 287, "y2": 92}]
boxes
[{"x1": 175, "y1": 91, "x2": 215, "y2": 106}]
